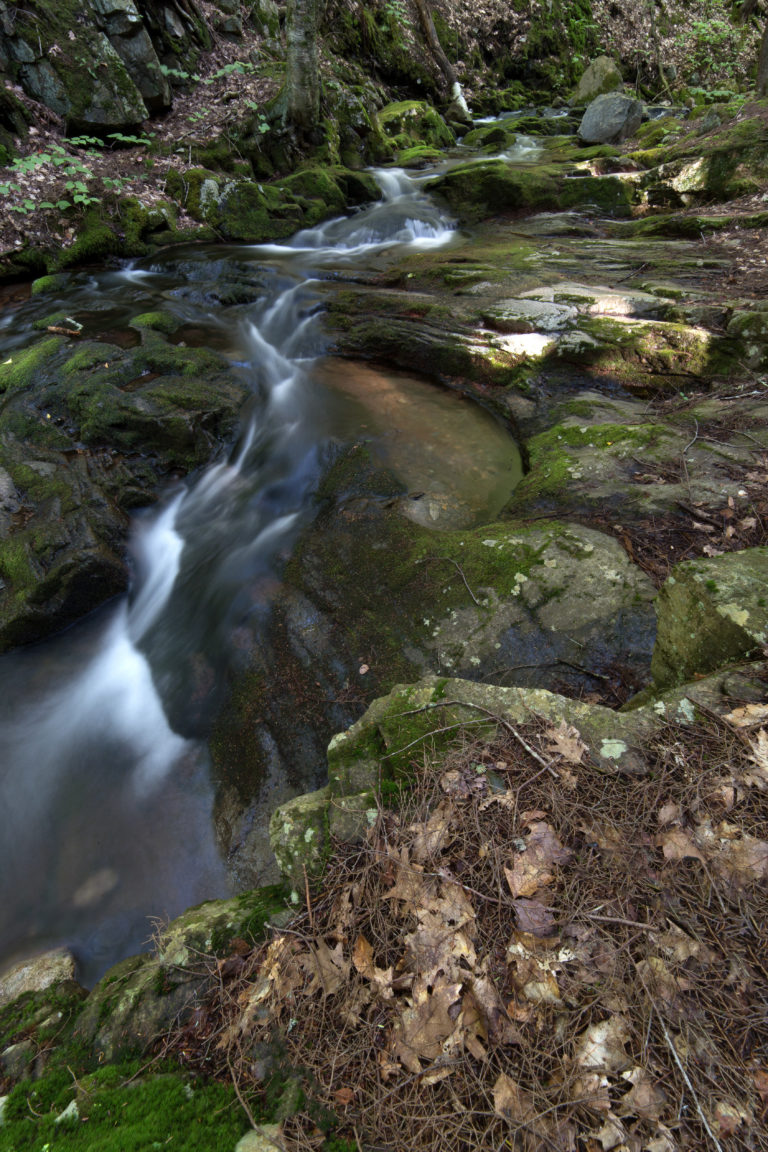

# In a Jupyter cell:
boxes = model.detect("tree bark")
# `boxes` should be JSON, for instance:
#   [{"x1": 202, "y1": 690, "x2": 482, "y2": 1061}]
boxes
[
  {"x1": 282, "y1": 0, "x2": 322, "y2": 134},
  {"x1": 758, "y1": 18, "x2": 768, "y2": 94},
  {"x1": 411, "y1": 0, "x2": 470, "y2": 120}
]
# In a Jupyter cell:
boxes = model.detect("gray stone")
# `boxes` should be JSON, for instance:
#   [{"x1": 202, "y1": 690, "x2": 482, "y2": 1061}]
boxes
[
  {"x1": 0, "y1": 947, "x2": 76, "y2": 1008},
  {"x1": 269, "y1": 787, "x2": 331, "y2": 890},
  {"x1": 483, "y1": 297, "x2": 577, "y2": 333},
  {"x1": 651, "y1": 549, "x2": 768, "y2": 690},
  {"x1": 235, "y1": 1124, "x2": 286, "y2": 1151},
  {"x1": 578, "y1": 93, "x2": 644, "y2": 145},
  {"x1": 572, "y1": 56, "x2": 623, "y2": 105}
]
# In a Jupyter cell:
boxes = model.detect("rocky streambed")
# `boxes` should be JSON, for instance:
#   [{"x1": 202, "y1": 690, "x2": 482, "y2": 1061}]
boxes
[{"x1": 1, "y1": 104, "x2": 768, "y2": 1007}]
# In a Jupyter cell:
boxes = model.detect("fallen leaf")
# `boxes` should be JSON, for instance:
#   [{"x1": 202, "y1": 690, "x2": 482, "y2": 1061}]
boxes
[
  {"x1": 301, "y1": 939, "x2": 349, "y2": 997},
  {"x1": 644, "y1": 1125, "x2": 677, "y2": 1151},
  {"x1": 513, "y1": 897, "x2": 557, "y2": 937},
  {"x1": 635, "y1": 956, "x2": 690, "y2": 1006},
  {"x1": 573, "y1": 1016, "x2": 631, "y2": 1074},
  {"x1": 334, "y1": 1086, "x2": 354, "y2": 1106},
  {"x1": 713, "y1": 1099, "x2": 750, "y2": 1136},
  {"x1": 657, "y1": 827, "x2": 705, "y2": 863},
  {"x1": 545, "y1": 721, "x2": 589, "y2": 764},
  {"x1": 653, "y1": 923, "x2": 716, "y2": 965},
  {"x1": 620, "y1": 1067, "x2": 667, "y2": 1120},
  {"x1": 723, "y1": 702, "x2": 768, "y2": 727},
  {"x1": 505, "y1": 821, "x2": 572, "y2": 897},
  {"x1": 718, "y1": 834, "x2": 768, "y2": 883},
  {"x1": 753, "y1": 1068, "x2": 768, "y2": 1106},
  {"x1": 492, "y1": 1071, "x2": 538, "y2": 1123},
  {"x1": 657, "y1": 801, "x2": 681, "y2": 826},
  {"x1": 466, "y1": 973, "x2": 521, "y2": 1045},
  {"x1": 352, "y1": 933, "x2": 374, "y2": 979},
  {"x1": 391, "y1": 974, "x2": 462, "y2": 1071},
  {"x1": 591, "y1": 1115, "x2": 627, "y2": 1150},
  {"x1": 384, "y1": 846, "x2": 431, "y2": 913},
  {"x1": 410, "y1": 799, "x2": 456, "y2": 862}
]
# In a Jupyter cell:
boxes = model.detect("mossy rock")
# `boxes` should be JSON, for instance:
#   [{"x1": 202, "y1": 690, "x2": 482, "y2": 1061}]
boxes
[
  {"x1": 74, "y1": 888, "x2": 289, "y2": 1063},
  {"x1": 651, "y1": 549, "x2": 768, "y2": 690},
  {"x1": 0, "y1": 330, "x2": 250, "y2": 650},
  {"x1": 376, "y1": 100, "x2": 455, "y2": 150},
  {"x1": 427, "y1": 160, "x2": 636, "y2": 221}
]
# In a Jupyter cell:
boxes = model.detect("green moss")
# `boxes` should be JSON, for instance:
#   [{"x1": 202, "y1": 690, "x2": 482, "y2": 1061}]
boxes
[
  {"x1": 0, "y1": 538, "x2": 37, "y2": 598},
  {"x1": 0, "y1": 337, "x2": 63, "y2": 393},
  {"x1": 53, "y1": 212, "x2": 121, "y2": 272},
  {"x1": 0, "y1": 1065, "x2": 250, "y2": 1150},
  {"x1": 30, "y1": 273, "x2": 68, "y2": 296},
  {"x1": 515, "y1": 422, "x2": 659, "y2": 499},
  {"x1": 128, "y1": 312, "x2": 179, "y2": 335}
]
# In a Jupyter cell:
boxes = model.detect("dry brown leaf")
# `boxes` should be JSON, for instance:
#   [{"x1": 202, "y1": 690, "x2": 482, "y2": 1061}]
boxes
[
  {"x1": 644, "y1": 1126, "x2": 677, "y2": 1152},
  {"x1": 492, "y1": 1071, "x2": 538, "y2": 1123},
  {"x1": 410, "y1": 798, "x2": 456, "y2": 862},
  {"x1": 403, "y1": 916, "x2": 476, "y2": 984},
  {"x1": 513, "y1": 897, "x2": 557, "y2": 937},
  {"x1": 620, "y1": 1067, "x2": 667, "y2": 1120},
  {"x1": 505, "y1": 821, "x2": 572, "y2": 897},
  {"x1": 351, "y1": 933, "x2": 374, "y2": 979},
  {"x1": 657, "y1": 801, "x2": 681, "y2": 826},
  {"x1": 747, "y1": 728, "x2": 768, "y2": 775},
  {"x1": 384, "y1": 846, "x2": 431, "y2": 912},
  {"x1": 713, "y1": 1099, "x2": 750, "y2": 1136},
  {"x1": 545, "y1": 720, "x2": 589, "y2": 764},
  {"x1": 657, "y1": 826, "x2": 705, "y2": 862},
  {"x1": 723, "y1": 702, "x2": 768, "y2": 727},
  {"x1": 351, "y1": 933, "x2": 395, "y2": 998},
  {"x1": 753, "y1": 1068, "x2": 768, "y2": 1106},
  {"x1": 457, "y1": 989, "x2": 488, "y2": 1061},
  {"x1": 653, "y1": 923, "x2": 716, "y2": 965},
  {"x1": 333, "y1": 1086, "x2": 354, "y2": 1107},
  {"x1": 391, "y1": 974, "x2": 462, "y2": 1071},
  {"x1": 718, "y1": 834, "x2": 768, "y2": 883},
  {"x1": 591, "y1": 1115, "x2": 627, "y2": 1150},
  {"x1": 301, "y1": 939, "x2": 349, "y2": 997},
  {"x1": 466, "y1": 973, "x2": 521, "y2": 1045},
  {"x1": 635, "y1": 957, "x2": 690, "y2": 1006},
  {"x1": 573, "y1": 1016, "x2": 631, "y2": 1074}
]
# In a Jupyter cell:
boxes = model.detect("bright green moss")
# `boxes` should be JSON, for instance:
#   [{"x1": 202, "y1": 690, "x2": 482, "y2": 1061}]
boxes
[{"x1": 0, "y1": 338, "x2": 63, "y2": 393}]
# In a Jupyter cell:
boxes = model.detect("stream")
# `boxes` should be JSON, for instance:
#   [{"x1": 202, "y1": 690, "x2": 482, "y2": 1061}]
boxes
[{"x1": 0, "y1": 164, "x2": 523, "y2": 986}]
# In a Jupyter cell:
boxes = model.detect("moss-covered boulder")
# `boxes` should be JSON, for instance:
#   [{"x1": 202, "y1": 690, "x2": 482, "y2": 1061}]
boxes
[
  {"x1": 73, "y1": 887, "x2": 288, "y2": 1063},
  {"x1": 164, "y1": 165, "x2": 381, "y2": 243},
  {"x1": 0, "y1": 328, "x2": 250, "y2": 649},
  {"x1": 427, "y1": 159, "x2": 637, "y2": 222},
  {"x1": 571, "y1": 56, "x2": 624, "y2": 105},
  {"x1": 269, "y1": 657, "x2": 768, "y2": 883},
  {"x1": 376, "y1": 100, "x2": 455, "y2": 151},
  {"x1": 651, "y1": 549, "x2": 768, "y2": 690}
]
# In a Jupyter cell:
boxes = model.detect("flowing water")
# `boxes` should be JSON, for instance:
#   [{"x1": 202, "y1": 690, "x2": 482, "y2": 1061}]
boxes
[{"x1": 0, "y1": 164, "x2": 522, "y2": 985}]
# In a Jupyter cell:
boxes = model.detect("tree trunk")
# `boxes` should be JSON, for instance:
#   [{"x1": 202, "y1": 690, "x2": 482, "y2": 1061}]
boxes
[
  {"x1": 411, "y1": 0, "x2": 470, "y2": 121},
  {"x1": 758, "y1": 18, "x2": 768, "y2": 94},
  {"x1": 282, "y1": 0, "x2": 322, "y2": 135}
]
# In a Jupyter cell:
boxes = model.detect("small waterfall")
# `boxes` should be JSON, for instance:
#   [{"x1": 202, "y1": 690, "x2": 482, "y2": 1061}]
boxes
[{"x1": 0, "y1": 160, "x2": 480, "y2": 982}]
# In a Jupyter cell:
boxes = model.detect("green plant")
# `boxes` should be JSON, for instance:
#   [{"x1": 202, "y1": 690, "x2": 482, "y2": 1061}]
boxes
[{"x1": 107, "y1": 132, "x2": 153, "y2": 147}]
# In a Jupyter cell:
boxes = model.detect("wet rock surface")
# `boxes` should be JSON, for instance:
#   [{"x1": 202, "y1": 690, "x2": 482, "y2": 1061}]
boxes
[{"x1": 0, "y1": 327, "x2": 249, "y2": 648}]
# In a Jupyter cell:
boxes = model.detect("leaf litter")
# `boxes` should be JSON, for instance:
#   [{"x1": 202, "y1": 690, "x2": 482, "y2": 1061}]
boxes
[{"x1": 166, "y1": 710, "x2": 768, "y2": 1151}]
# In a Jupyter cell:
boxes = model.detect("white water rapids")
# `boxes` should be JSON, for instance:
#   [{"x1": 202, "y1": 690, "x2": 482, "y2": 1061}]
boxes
[{"x1": 0, "y1": 163, "x2": 518, "y2": 983}]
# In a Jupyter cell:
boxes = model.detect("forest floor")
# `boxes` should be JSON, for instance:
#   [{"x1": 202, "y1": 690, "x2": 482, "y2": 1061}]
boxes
[{"x1": 167, "y1": 706, "x2": 768, "y2": 1151}]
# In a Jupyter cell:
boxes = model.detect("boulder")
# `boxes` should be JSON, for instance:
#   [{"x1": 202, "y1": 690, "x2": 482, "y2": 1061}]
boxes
[
  {"x1": 579, "y1": 93, "x2": 644, "y2": 145},
  {"x1": 0, "y1": 947, "x2": 76, "y2": 1008},
  {"x1": 572, "y1": 56, "x2": 624, "y2": 105},
  {"x1": 651, "y1": 549, "x2": 768, "y2": 690},
  {"x1": 0, "y1": 0, "x2": 174, "y2": 132}
]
